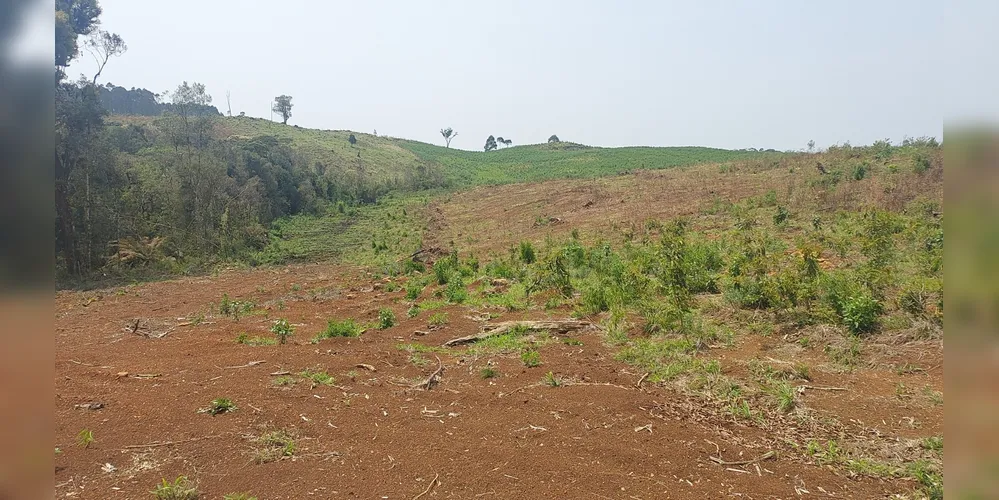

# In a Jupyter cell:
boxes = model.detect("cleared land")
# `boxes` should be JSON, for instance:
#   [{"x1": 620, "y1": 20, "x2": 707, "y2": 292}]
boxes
[{"x1": 55, "y1": 141, "x2": 943, "y2": 499}]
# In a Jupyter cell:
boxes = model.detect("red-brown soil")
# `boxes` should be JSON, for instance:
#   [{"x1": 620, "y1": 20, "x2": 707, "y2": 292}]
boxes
[{"x1": 56, "y1": 263, "x2": 935, "y2": 499}]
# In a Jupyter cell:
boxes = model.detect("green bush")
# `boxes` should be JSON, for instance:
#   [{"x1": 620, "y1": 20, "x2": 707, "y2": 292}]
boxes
[
  {"x1": 378, "y1": 308, "x2": 397, "y2": 329},
  {"x1": 444, "y1": 276, "x2": 468, "y2": 303},
  {"x1": 433, "y1": 253, "x2": 460, "y2": 285},
  {"x1": 519, "y1": 241, "x2": 536, "y2": 264},
  {"x1": 270, "y1": 318, "x2": 294, "y2": 344},
  {"x1": 842, "y1": 294, "x2": 881, "y2": 334},
  {"x1": 405, "y1": 279, "x2": 425, "y2": 300},
  {"x1": 320, "y1": 318, "x2": 363, "y2": 338}
]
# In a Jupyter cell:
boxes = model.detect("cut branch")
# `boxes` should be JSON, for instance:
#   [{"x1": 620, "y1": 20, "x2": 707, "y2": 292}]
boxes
[
  {"x1": 442, "y1": 320, "x2": 600, "y2": 347},
  {"x1": 709, "y1": 450, "x2": 775, "y2": 466}
]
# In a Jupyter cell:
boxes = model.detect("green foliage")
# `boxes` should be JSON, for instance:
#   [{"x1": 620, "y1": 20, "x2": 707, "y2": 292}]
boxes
[
  {"x1": 444, "y1": 276, "x2": 468, "y2": 303},
  {"x1": 773, "y1": 205, "x2": 789, "y2": 226},
  {"x1": 271, "y1": 95, "x2": 293, "y2": 124},
  {"x1": 77, "y1": 429, "x2": 94, "y2": 448},
  {"x1": 219, "y1": 294, "x2": 254, "y2": 321},
  {"x1": 519, "y1": 241, "x2": 536, "y2": 264},
  {"x1": 378, "y1": 308, "x2": 397, "y2": 329},
  {"x1": 299, "y1": 369, "x2": 335, "y2": 388},
  {"x1": 270, "y1": 318, "x2": 294, "y2": 344},
  {"x1": 480, "y1": 367, "x2": 498, "y2": 379},
  {"x1": 428, "y1": 312, "x2": 449, "y2": 327},
  {"x1": 204, "y1": 398, "x2": 237, "y2": 415},
  {"x1": 151, "y1": 476, "x2": 199, "y2": 500},
  {"x1": 521, "y1": 350, "x2": 542, "y2": 367},
  {"x1": 235, "y1": 333, "x2": 277, "y2": 346},
  {"x1": 842, "y1": 294, "x2": 881, "y2": 334},
  {"x1": 252, "y1": 429, "x2": 296, "y2": 464},
  {"x1": 542, "y1": 371, "x2": 564, "y2": 387},
  {"x1": 223, "y1": 494, "x2": 258, "y2": 500},
  {"x1": 317, "y1": 318, "x2": 363, "y2": 339},
  {"x1": 405, "y1": 279, "x2": 425, "y2": 300},
  {"x1": 852, "y1": 162, "x2": 868, "y2": 180}
]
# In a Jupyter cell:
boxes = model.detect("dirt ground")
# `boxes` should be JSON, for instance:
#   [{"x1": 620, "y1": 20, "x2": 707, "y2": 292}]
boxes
[
  {"x1": 56, "y1": 165, "x2": 943, "y2": 499},
  {"x1": 56, "y1": 270, "x2": 939, "y2": 498}
]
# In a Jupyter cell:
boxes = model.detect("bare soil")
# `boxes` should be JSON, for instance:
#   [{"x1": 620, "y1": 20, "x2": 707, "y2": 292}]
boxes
[{"x1": 56, "y1": 266, "x2": 938, "y2": 499}]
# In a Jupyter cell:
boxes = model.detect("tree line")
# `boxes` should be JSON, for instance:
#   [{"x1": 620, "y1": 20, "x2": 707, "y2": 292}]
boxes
[{"x1": 54, "y1": 0, "x2": 444, "y2": 283}]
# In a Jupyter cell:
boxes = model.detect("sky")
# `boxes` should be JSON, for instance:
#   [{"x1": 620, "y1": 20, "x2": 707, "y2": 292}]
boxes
[{"x1": 49, "y1": 0, "x2": 990, "y2": 150}]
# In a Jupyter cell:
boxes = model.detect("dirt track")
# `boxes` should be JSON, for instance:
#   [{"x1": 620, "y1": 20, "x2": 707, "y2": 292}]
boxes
[{"x1": 55, "y1": 261, "x2": 937, "y2": 499}]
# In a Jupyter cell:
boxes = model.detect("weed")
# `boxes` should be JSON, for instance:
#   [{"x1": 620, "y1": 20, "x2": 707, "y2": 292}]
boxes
[
  {"x1": 519, "y1": 241, "x2": 536, "y2": 264},
  {"x1": 405, "y1": 281, "x2": 424, "y2": 300},
  {"x1": 300, "y1": 369, "x2": 335, "y2": 388},
  {"x1": 406, "y1": 304, "x2": 420, "y2": 318},
  {"x1": 521, "y1": 350, "x2": 542, "y2": 367},
  {"x1": 773, "y1": 205, "x2": 789, "y2": 226},
  {"x1": 77, "y1": 429, "x2": 94, "y2": 448},
  {"x1": 318, "y1": 318, "x2": 363, "y2": 339},
  {"x1": 252, "y1": 429, "x2": 296, "y2": 464},
  {"x1": 921, "y1": 436, "x2": 943, "y2": 453},
  {"x1": 444, "y1": 276, "x2": 468, "y2": 303},
  {"x1": 428, "y1": 311, "x2": 449, "y2": 327},
  {"x1": 203, "y1": 398, "x2": 237, "y2": 415},
  {"x1": 770, "y1": 381, "x2": 797, "y2": 412},
  {"x1": 852, "y1": 162, "x2": 868, "y2": 181},
  {"x1": 480, "y1": 367, "x2": 498, "y2": 379},
  {"x1": 378, "y1": 308, "x2": 397, "y2": 329},
  {"x1": 236, "y1": 333, "x2": 277, "y2": 346},
  {"x1": 906, "y1": 459, "x2": 943, "y2": 499},
  {"x1": 151, "y1": 476, "x2": 199, "y2": 500},
  {"x1": 542, "y1": 371, "x2": 563, "y2": 387},
  {"x1": 272, "y1": 375, "x2": 296, "y2": 387},
  {"x1": 563, "y1": 338, "x2": 583, "y2": 346},
  {"x1": 842, "y1": 294, "x2": 881, "y2": 335},
  {"x1": 270, "y1": 318, "x2": 294, "y2": 344},
  {"x1": 219, "y1": 294, "x2": 254, "y2": 321},
  {"x1": 826, "y1": 337, "x2": 862, "y2": 367},
  {"x1": 793, "y1": 363, "x2": 811, "y2": 381},
  {"x1": 922, "y1": 386, "x2": 943, "y2": 405},
  {"x1": 728, "y1": 400, "x2": 753, "y2": 419}
]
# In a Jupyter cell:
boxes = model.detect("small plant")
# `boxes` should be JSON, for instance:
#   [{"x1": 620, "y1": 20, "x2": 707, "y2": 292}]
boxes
[
  {"x1": 793, "y1": 363, "x2": 811, "y2": 381},
  {"x1": 236, "y1": 333, "x2": 277, "y2": 346},
  {"x1": 319, "y1": 318, "x2": 364, "y2": 339},
  {"x1": 76, "y1": 429, "x2": 94, "y2": 448},
  {"x1": 203, "y1": 398, "x2": 237, "y2": 415},
  {"x1": 219, "y1": 294, "x2": 254, "y2": 321},
  {"x1": 406, "y1": 304, "x2": 420, "y2": 318},
  {"x1": 272, "y1": 375, "x2": 296, "y2": 387},
  {"x1": 852, "y1": 163, "x2": 868, "y2": 180},
  {"x1": 151, "y1": 476, "x2": 199, "y2": 500},
  {"x1": 771, "y1": 382, "x2": 797, "y2": 412},
  {"x1": 252, "y1": 429, "x2": 296, "y2": 464},
  {"x1": 480, "y1": 367, "x2": 498, "y2": 379},
  {"x1": 519, "y1": 241, "x2": 536, "y2": 264},
  {"x1": 444, "y1": 276, "x2": 468, "y2": 303},
  {"x1": 842, "y1": 294, "x2": 881, "y2": 335},
  {"x1": 378, "y1": 308, "x2": 397, "y2": 329},
  {"x1": 563, "y1": 338, "x2": 583, "y2": 346},
  {"x1": 921, "y1": 436, "x2": 943, "y2": 453},
  {"x1": 405, "y1": 280, "x2": 424, "y2": 300},
  {"x1": 773, "y1": 205, "x2": 789, "y2": 226},
  {"x1": 270, "y1": 318, "x2": 294, "y2": 344},
  {"x1": 300, "y1": 369, "x2": 335, "y2": 388},
  {"x1": 542, "y1": 371, "x2": 563, "y2": 387},
  {"x1": 223, "y1": 494, "x2": 257, "y2": 500},
  {"x1": 521, "y1": 350, "x2": 541, "y2": 368},
  {"x1": 428, "y1": 311, "x2": 449, "y2": 327},
  {"x1": 728, "y1": 400, "x2": 753, "y2": 419}
]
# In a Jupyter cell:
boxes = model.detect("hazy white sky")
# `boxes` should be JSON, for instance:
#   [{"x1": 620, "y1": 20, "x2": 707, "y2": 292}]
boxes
[{"x1": 57, "y1": 1, "x2": 986, "y2": 150}]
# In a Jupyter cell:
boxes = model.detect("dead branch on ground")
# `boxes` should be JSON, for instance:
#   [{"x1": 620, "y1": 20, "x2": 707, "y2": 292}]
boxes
[{"x1": 442, "y1": 320, "x2": 600, "y2": 347}]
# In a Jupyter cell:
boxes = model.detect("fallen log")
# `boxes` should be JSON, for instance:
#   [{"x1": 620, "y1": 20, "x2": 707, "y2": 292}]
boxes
[{"x1": 442, "y1": 320, "x2": 600, "y2": 347}]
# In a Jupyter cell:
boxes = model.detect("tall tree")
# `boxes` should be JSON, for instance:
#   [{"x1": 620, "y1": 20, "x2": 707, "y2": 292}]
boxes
[
  {"x1": 548, "y1": 134, "x2": 560, "y2": 143},
  {"x1": 440, "y1": 127, "x2": 457, "y2": 148},
  {"x1": 501, "y1": 138, "x2": 512, "y2": 147},
  {"x1": 272, "y1": 95, "x2": 293, "y2": 124},
  {"x1": 55, "y1": 0, "x2": 102, "y2": 77},
  {"x1": 484, "y1": 135, "x2": 497, "y2": 152},
  {"x1": 84, "y1": 30, "x2": 127, "y2": 84}
]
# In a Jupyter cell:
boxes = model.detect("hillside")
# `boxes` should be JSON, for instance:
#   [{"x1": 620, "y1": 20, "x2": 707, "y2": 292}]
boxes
[{"x1": 117, "y1": 114, "x2": 774, "y2": 189}]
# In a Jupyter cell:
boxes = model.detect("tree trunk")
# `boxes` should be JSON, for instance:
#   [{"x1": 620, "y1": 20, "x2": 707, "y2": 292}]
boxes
[{"x1": 55, "y1": 177, "x2": 79, "y2": 276}]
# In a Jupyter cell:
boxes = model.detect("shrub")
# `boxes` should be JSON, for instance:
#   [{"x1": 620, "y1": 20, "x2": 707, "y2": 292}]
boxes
[
  {"x1": 270, "y1": 318, "x2": 294, "y2": 344},
  {"x1": 519, "y1": 241, "x2": 536, "y2": 264},
  {"x1": 319, "y1": 318, "x2": 363, "y2": 338},
  {"x1": 403, "y1": 259, "x2": 425, "y2": 274},
  {"x1": 444, "y1": 276, "x2": 468, "y2": 303},
  {"x1": 405, "y1": 280, "x2": 424, "y2": 300},
  {"x1": 428, "y1": 312, "x2": 449, "y2": 326},
  {"x1": 433, "y1": 253, "x2": 460, "y2": 285},
  {"x1": 773, "y1": 205, "x2": 789, "y2": 226},
  {"x1": 852, "y1": 163, "x2": 868, "y2": 181},
  {"x1": 152, "y1": 476, "x2": 199, "y2": 500},
  {"x1": 521, "y1": 350, "x2": 541, "y2": 367},
  {"x1": 842, "y1": 294, "x2": 881, "y2": 334},
  {"x1": 378, "y1": 308, "x2": 396, "y2": 329}
]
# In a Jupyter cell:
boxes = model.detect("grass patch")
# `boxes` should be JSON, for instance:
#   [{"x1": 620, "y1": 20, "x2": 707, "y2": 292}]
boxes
[
  {"x1": 299, "y1": 369, "x2": 336, "y2": 388},
  {"x1": 252, "y1": 429, "x2": 296, "y2": 464},
  {"x1": 151, "y1": 476, "x2": 199, "y2": 500},
  {"x1": 235, "y1": 333, "x2": 277, "y2": 346},
  {"x1": 201, "y1": 398, "x2": 237, "y2": 416},
  {"x1": 521, "y1": 350, "x2": 542, "y2": 367},
  {"x1": 480, "y1": 367, "x2": 498, "y2": 379},
  {"x1": 315, "y1": 318, "x2": 364, "y2": 341},
  {"x1": 76, "y1": 429, "x2": 94, "y2": 448}
]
